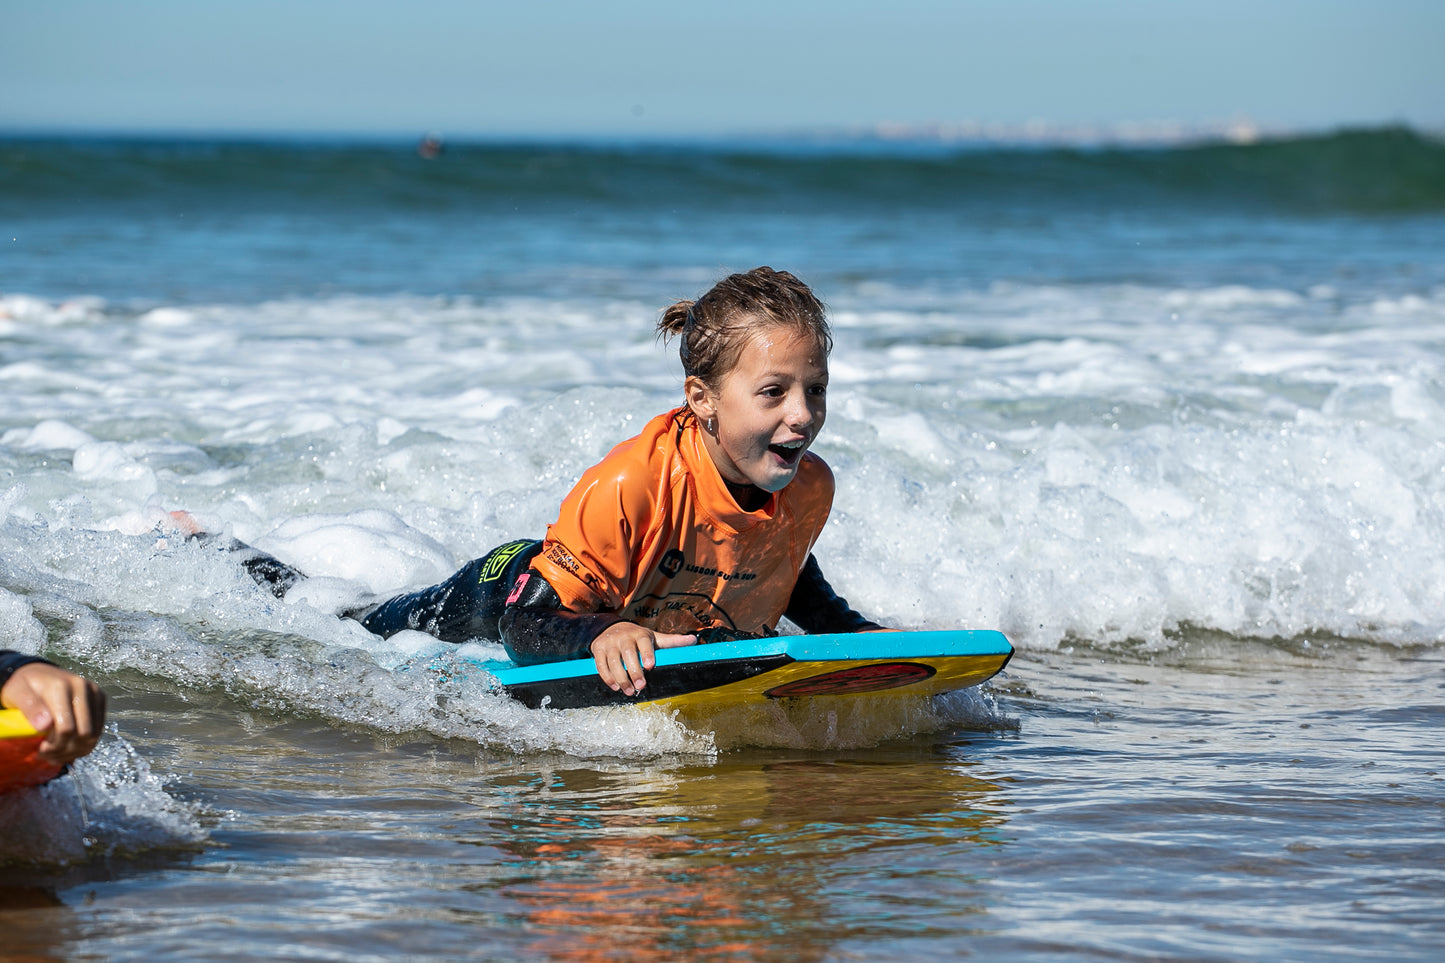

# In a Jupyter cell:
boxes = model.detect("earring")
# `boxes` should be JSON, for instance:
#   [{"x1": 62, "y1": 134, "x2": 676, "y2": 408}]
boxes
[{"x1": 706, "y1": 417, "x2": 715, "y2": 434}]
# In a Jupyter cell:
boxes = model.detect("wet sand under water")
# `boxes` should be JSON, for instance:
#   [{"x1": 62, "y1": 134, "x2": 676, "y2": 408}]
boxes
[{"x1": 2, "y1": 635, "x2": 1442, "y2": 962}]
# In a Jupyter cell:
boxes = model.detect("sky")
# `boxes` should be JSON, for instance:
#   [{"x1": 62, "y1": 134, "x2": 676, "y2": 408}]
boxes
[{"x1": 1, "y1": 0, "x2": 1441, "y2": 141}]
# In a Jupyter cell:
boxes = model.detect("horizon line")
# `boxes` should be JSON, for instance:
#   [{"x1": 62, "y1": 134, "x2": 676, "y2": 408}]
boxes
[{"x1": 1, "y1": 118, "x2": 1441, "y2": 150}]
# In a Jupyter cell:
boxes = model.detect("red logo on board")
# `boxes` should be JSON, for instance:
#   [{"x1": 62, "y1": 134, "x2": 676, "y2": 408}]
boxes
[{"x1": 763, "y1": 662, "x2": 936, "y2": 698}]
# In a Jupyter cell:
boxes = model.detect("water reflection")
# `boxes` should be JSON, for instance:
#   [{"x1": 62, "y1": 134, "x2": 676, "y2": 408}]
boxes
[
  {"x1": 482, "y1": 748, "x2": 1008, "y2": 960},
  {"x1": 0, "y1": 883, "x2": 75, "y2": 960},
  {"x1": 0, "y1": 688, "x2": 1013, "y2": 960}
]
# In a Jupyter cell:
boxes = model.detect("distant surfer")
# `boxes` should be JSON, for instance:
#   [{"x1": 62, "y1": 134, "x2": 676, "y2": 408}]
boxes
[
  {"x1": 417, "y1": 133, "x2": 444, "y2": 159},
  {"x1": 183, "y1": 268, "x2": 882, "y2": 696},
  {"x1": 0, "y1": 651, "x2": 107, "y2": 767}
]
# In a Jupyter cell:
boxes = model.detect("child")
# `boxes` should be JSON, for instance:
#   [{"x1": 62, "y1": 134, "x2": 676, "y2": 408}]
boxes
[
  {"x1": 206, "y1": 267, "x2": 879, "y2": 696},
  {"x1": 0, "y1": 651, "x2": 108, "y2": 765}
]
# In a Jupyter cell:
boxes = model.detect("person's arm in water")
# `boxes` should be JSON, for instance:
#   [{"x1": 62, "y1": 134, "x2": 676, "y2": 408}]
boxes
[
  {"x1": 0, "y1": 651, "x2": 107, "y2": 765},
  {"x1": 783, "y1": 554, "x2": 884, "y2": 634},
  {"x1": 498, "y1": 574, "x2": 695, "y2": 697}
]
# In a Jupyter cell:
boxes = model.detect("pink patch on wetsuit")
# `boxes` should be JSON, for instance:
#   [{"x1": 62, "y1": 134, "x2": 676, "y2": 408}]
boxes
[{"x1": 506, "y1": 573, "x2": 531, "y2": 605}]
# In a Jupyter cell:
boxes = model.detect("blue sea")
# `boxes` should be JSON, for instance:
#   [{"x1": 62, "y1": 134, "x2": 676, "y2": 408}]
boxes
[{"x1": 2, "y1": 129, "x2": 1444, "y2": 960}]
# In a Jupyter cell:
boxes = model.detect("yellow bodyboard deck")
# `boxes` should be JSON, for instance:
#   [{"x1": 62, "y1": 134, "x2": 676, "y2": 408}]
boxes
[{"x1": 484, "y1": 630, "x2": 1013, "y2": 710}]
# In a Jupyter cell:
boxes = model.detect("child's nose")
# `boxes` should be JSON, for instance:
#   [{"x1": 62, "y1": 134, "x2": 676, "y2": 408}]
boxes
[{"x1": 785, "y1": 390, "x2": 815, "y2": 429}]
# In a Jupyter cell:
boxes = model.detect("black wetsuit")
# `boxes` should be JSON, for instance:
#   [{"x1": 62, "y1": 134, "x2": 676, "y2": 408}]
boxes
[
  {"x1": 0, "y1": 650, "x2": 55, "y2": 690},
  {"x1": 224, "y1": 537, "x2": 879, "y2": 665}
]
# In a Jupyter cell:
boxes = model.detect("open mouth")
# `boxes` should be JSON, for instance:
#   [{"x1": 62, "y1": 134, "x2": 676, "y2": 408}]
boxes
[{"x1": 768, "y1": 439, "x2": 807, "y2": 466}]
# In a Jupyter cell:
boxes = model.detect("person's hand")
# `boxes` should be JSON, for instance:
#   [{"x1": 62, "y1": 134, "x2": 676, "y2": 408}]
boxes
[
  {"x1": 589, "y1": 623, "x2": 696, "y2": 696},
  {"x1": 1, "y1": 662, "x2": 107, "y2": 765}
]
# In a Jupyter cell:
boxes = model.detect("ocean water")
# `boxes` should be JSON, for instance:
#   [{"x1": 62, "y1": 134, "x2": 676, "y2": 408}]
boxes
[{"x1": 2, "y1": 130, "x2": 1444, "y2": 959}]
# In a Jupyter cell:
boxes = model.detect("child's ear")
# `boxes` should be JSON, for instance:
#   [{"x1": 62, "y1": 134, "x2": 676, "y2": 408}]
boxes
[{"x1": 684, "y1": 376, "x2": 716, "y2": 422}]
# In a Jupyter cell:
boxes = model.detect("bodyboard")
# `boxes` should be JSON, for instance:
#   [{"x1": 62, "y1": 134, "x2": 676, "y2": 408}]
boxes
[
  {"x1": 0, "y1": 708, "x2": 64, "y2": 794},
  {"x1": 484, "y1": 629, "x2": 1012, "y2": 710}
]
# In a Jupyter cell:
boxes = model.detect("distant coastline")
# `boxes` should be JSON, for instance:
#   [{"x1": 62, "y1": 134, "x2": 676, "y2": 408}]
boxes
[{"x1": 0, "y1": 119, "x2": 1441, "y2": 153}]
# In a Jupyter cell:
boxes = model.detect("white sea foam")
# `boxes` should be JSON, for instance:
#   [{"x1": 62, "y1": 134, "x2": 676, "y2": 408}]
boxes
[
  {"x1": 0, "y1": 586, "x2": 47, "y2": 655},
  {"x1": 2, "y1": 283, "x2": 1444, "y2": 757},
  {"x1": 1, "y1": 420, "x2": 98, "y2": 452},
  {"x1": 0, "y1": 731, "x2": 208, "y2": 867}
]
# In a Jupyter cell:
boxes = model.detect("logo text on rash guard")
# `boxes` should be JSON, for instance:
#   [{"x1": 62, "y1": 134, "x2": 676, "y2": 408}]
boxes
[
  {"x1": 659, "y1": 549, "x2": 685, "y2": 578},
  {"x1": 684, "y1": 564, "x2": 756, "y2": 582},
  {"x1": 544, "y1": 543, "x2": 603, "y2": 592}
]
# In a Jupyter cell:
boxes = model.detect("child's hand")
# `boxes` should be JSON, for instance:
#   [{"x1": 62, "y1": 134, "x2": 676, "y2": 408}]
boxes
[
  {"x1": 1, "y1": 662, "x2": 107, "y2": 765},
  {"x1": 589, "y1": 623, "x2": 697, "y2": 696}
]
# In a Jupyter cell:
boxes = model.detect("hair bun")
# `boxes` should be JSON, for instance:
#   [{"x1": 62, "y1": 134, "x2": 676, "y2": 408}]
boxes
[{"x1": 657, "y1": 300, "x2": 694, "y2": 337}]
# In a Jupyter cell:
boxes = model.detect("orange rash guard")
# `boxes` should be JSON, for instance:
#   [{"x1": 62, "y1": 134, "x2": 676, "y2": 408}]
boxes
[{"x1": 528, "y1": 407, "x2": 834, "y2": 636}]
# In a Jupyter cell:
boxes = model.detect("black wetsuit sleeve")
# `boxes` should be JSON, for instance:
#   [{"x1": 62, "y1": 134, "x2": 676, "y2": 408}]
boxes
[
  {"x1": 191, "y1": 533, "x2": 304, "y2": 599},
  {"x1": 783, "y1": 555, "x2": 884, "y2": 634},
  {"x1": 497, "y1": 571, "x2": 623, "y2": 665},
  {"x1": 0, "y1": 650, "x2": 55, "y2": 691}
]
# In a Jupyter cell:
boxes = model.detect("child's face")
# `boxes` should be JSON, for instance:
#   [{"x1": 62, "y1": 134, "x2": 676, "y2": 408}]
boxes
[{"x1": 691, "y1": 324, "x2": 828, "y2": 495}]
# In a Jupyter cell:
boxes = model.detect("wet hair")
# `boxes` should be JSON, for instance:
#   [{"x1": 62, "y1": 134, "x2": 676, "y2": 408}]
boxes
[{"x1": 657, "y1": 266, "x2": 832, "y2": 388}]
